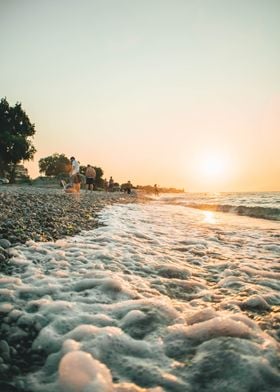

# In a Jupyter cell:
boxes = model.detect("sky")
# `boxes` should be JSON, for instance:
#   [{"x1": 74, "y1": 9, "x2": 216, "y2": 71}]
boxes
[{"x1": 0, "y1": 0, "x2": 279, "y2": 192}]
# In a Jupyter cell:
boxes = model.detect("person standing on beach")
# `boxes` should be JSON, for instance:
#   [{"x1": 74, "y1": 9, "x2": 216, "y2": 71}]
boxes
[
  {"x1": 154, "y1": 184, "x2": 159, "y2": 196},
  {"x1": 70, "y1": 156, "x2": 81, "y2": 192},
  {"x1": 85, "y1": 164, "x2": 96, "y2": 192},
  {"x1": 108, "y1": 176, "x2": 114, "y2": 192},
  {"x1": 70, "y1": 157, "x2": 80, "y2": 178},
  {"x1": 126, "y1": 180, "x2": 132, "y2": 194},
  {"x1": 104, "y1": 178, "x2": 109, "y2": 192}
]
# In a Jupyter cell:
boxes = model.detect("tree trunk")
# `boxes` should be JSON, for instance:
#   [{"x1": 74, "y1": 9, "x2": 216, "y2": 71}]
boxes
[{"x1": 9, "y1": 164, "x2": 17, "y2": 183}]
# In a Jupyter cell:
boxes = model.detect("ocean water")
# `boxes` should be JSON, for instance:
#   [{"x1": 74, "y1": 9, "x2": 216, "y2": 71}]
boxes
[
  {"x1": 158, "y1": 191, "x2": 280, "y2": 221},
  {"x1": 1, "y1": 192, "x2": 280, "y2": 392}
]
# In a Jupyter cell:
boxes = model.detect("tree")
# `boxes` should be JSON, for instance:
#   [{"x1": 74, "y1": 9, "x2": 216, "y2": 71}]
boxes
[
  {"x1": 94, "y1": 167, "x2": 104, "y2": 187},
  {"x1": 0, "y1": 97, "x2": 36, "y2": 182},
  {"x1": 39, "y1": 153, "x2": 71, "y2": 177}
]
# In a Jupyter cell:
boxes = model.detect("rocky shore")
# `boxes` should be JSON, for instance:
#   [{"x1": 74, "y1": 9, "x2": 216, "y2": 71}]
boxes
[
  {"x1": 0, "y1": 186, "x2": 143, "y2": 391},
  {"x1": 0, "y1": 185, "x2": 139, "y2": 272}
]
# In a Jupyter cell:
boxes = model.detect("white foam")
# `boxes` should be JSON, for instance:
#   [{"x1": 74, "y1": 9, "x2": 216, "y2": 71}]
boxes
[
  {"x1": 59, "y1": 351, "x2": 113, "y2": 392},
  {"x1": 0, "y1": 200, "x2": 279, "y2": 391}
]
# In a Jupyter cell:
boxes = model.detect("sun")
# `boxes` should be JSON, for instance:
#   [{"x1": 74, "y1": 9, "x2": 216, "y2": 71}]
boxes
[
  {"x1": 184, "y1": 149, "x2": 235, "y2": 191},
  {"x1": 197, "y1": 152, "x2": 230, "y2": 180}
]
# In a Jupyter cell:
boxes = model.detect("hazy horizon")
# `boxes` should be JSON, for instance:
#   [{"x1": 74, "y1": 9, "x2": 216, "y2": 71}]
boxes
[{"x1": 1, "y1": 0, "x2": 279, "y2": 192}]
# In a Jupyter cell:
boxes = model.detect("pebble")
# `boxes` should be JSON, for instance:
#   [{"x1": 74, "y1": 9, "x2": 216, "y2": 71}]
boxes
[
  {"x1": 0, "y1": 340, "x2": 10, "y2": 361},
  {"x1": 0, "y1": 239, "x2": 11, "y2": 249}
]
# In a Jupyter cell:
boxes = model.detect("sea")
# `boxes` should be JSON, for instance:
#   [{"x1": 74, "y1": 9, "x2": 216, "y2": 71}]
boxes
[{"x1": 1, "y1": 191, "x2": 279, "y2": 392}]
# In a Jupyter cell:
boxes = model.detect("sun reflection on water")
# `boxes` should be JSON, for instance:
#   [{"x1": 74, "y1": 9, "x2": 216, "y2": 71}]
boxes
[{"x1": 202, "y1": 210, "x2": 216, "y2": 224}]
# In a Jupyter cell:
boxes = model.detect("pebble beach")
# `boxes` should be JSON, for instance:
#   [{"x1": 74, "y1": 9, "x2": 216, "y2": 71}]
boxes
[
  {"x1": 0, "y1": 185, "x2": 141, "y2": 391},
  {"x1": 0, "y1": 186, "x2": 138, "y2": 273}
]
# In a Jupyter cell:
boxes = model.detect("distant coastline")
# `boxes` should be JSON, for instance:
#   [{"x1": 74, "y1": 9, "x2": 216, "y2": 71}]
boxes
[{"x1": 137, "y1": 185, "x2": 184, "y2": 194}]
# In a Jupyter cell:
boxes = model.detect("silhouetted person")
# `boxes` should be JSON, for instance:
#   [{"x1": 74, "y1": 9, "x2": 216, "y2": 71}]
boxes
[
  {"x1": 154, "y1": 184, "x2": 159, "y2": 196},
  {"x1": 85, "y1": 164, "x2": 96, "y2": 191},
  {"x1": 70, "y1": 157, "x2": 81, "y2": 192},
  {"x1": 104, "y1": 178, "x2": 109, "y2": 192},
  {"x1": 108, "y1": 176, "x2": 114, "y2": 192},
  {"x1": 126, "y1": 180, "x2": 132, "y2": 194}
]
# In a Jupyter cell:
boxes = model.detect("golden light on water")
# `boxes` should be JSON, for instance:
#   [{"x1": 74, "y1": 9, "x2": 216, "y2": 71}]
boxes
[{"x1": 202, "y1": 211, "x2": 216, "y2": 224}]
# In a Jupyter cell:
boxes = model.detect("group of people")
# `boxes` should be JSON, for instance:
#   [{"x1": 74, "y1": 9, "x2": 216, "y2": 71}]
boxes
[
  {"x1": 63, "y1": 157, "x2": 133, "y2": 195},
  {"x1": 103, "y1": 176, "x2": 114, "y2": 192},
  {"x1": 62, "y1": 157, "x2": 96, "y2": 194},
  {"x1": 62, "y1": 157, "x2": 159, "y2": 196},
  {"x1": 104, "y1": 177, "x2": 133, "y2": 194}
]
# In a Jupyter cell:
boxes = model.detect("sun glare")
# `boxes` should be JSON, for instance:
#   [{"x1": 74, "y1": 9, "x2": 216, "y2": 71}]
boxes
[
  {"x1": 198, "y1": 153, "x2": 230, "y2": 179},
  {"x1": 202, "y1": 211, "x2": 216, "y2": 224},
  {"x1": 185, "y1": 149, "x2": 236, "y2": 191}
]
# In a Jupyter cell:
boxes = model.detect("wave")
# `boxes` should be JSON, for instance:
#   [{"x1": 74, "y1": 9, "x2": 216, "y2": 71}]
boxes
[{"x1": 187, "y1": 203, "x2": 280, "y2": 221}]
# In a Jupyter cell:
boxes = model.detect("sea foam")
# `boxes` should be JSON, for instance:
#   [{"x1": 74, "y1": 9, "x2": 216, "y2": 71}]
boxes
[{"x1": 0, "y1": 199, "x2": 279, "y2": 391}]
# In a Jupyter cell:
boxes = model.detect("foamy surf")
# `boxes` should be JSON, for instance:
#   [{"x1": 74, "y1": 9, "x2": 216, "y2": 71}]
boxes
[{"x1": 0, "y1": 199, "x2": 279, "y2": 391}]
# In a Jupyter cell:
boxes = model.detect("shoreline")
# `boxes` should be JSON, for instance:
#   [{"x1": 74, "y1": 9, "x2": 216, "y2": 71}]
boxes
[
  {"x1": 0, "y1": 186, "x2": 144, "y2": 244},
  {"x1": 0, "y1": 186, "x2": 143, "y2": 269},
  {"x1": 0, "y1": 185, "x2": 145, "y2": 390}
]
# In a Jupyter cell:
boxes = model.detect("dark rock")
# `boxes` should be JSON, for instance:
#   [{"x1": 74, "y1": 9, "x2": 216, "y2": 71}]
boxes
[
  {"x1": 0, "y1": 340, "x2": 10, "y2": 361},
  {"x1": 0, "y1": 239, "x2": 11, "y2": 249}
]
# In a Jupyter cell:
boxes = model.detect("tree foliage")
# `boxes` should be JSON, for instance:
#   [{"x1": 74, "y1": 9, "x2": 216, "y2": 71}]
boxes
[
  {"x1": 39, "y1": 154, "x2": 105, "y2": 186},
  {"x1": 39, "y1": 153, "x2": 71, "y2": 177},
  {"x1": 0, "y1": 97, "x2": 36, "y2": 182}
]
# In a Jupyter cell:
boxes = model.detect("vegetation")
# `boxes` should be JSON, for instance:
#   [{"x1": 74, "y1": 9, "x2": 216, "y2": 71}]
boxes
[
  {"x1": 0, "y1": 97, "x2": 184, "y2": 192},
  {"x1": 0, "y1": 97, "x2": 36, "y2": 183},
  {"x1": 38, "y1": 153, "x2": 71, "y2": 177},
  {"x1": 38, "y1": 155, "x2": 105, "y2": 188}
]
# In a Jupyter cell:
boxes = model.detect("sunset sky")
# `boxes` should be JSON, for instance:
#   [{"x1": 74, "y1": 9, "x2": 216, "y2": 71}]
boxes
[{"x1": 1, "y1": 0, "x2": 279, "y2": 192}]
